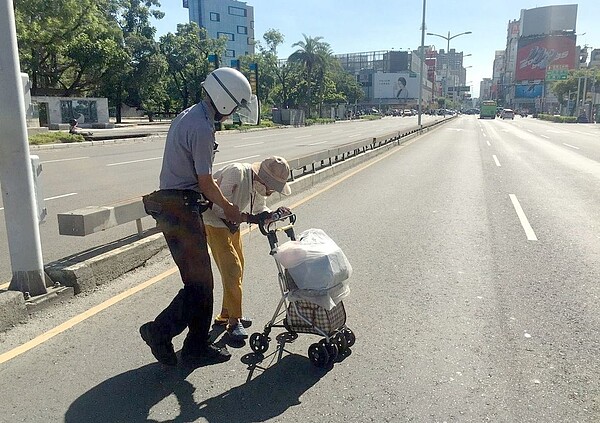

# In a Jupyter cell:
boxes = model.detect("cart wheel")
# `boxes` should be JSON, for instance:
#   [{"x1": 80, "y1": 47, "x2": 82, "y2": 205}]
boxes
[
  {"x1": 333, "y1": 331, "x2": 348, "y2": 353},
  {"x1": 342, "y1": 328, "x2": 356, "y2": 348},
  {"x1": 308, "y1": 343, "x2": 329, "y2": 367},
  {"x1": 319, "y1": 339, "x2": 339, "y2": 364},
  {"x1": 249, "y1": 332, "x2": 269, "y2": 354}
]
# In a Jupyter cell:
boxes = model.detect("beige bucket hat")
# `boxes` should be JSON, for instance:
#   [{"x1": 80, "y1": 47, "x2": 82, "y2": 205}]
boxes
[{"x1": 251, "y1": 156, "x2": 292, "y2": 195}]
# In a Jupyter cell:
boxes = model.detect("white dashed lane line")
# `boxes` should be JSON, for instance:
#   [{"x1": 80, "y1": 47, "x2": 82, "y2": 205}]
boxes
[
  {"x1": 563, "y1": 143, "x2": 580, "y2": 150},
  {"x1": 509, "y1": 194, "x2": 538, "y2": 241}
]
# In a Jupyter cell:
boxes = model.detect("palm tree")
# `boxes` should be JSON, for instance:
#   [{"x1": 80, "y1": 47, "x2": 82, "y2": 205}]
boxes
[{"x1": 288, "y1": 34, "x2": 331, "y2": 117}]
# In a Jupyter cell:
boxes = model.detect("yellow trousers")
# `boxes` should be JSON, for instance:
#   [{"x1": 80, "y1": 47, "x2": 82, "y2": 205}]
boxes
[{"x1": 205, "y1": 225, "x2": 244, "y2": 319}]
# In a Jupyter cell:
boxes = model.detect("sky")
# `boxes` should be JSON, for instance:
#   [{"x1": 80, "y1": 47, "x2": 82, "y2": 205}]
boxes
[{"x1": 152, "y1": 1, "x2": 600, "y2": 98}]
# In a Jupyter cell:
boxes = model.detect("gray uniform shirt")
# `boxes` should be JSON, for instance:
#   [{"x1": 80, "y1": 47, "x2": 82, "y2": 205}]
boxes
[{"x1": 159, "y1": 100, "x2": 216, "y2": 192}]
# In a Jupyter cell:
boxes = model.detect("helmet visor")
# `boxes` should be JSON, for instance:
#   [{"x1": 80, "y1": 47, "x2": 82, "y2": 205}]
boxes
[{"x1": 235, "y1": 95, "x2": 259, "y2": 125}]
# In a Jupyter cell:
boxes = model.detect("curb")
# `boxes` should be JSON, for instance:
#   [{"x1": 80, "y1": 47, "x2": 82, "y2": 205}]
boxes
[{"x1": 45, "y1": 231, "x2": 166, "y2": 295}]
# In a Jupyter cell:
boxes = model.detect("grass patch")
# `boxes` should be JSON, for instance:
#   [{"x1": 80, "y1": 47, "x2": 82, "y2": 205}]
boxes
[{"x1": 29, "y1": 132, "x2": 85, "y2": 145}]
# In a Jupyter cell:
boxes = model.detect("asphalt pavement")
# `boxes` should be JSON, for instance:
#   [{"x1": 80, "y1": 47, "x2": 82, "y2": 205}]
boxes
[{"x1": 1, "y1": 116, "x2": 599, "y2": 421}]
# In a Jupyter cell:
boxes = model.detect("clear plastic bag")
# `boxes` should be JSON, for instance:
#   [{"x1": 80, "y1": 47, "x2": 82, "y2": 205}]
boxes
[{"x1": 275, "y1": 228, "x2": 352, "y2": 290}]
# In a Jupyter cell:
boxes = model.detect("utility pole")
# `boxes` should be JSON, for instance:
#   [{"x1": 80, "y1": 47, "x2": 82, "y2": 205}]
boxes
[
  {"x1": 417, "y1": 0, "x2": 426, "y2": 126},
  {"x1": 0, "y1": 0, "x2": 47, "y2": 296}
]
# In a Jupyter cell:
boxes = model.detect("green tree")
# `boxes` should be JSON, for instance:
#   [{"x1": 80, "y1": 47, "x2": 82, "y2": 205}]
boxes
[
  {"x1": 288, "y1": 34, "x2": 331, "y2": 117},
  {"x1": 159, "y1": 23, "x2": 226, "y2": 110},
  {"x1": 551, "y1": 69, "x2": 600, "y2": 115},
  {"x1": 15, "y1": 0, "x2": 126, "y2": 96},
  {"x1": 106, "y1": 0, "x2": 167, "y2": 122}
]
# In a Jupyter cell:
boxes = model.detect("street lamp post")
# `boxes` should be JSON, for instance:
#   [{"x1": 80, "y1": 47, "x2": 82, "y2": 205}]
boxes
[{"x1": 427, "y1": 30, "x2": 472, "y2": 102}]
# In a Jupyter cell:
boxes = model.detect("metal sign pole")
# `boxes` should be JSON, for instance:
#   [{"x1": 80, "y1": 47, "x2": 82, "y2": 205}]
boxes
[{"x1": 0, "y1": 0, "x2": 47, "y2": 296}]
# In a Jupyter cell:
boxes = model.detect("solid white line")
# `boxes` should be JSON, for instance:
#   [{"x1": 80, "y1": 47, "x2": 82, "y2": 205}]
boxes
[
  {"x1": 308, "y1": 140, "x2": 328, "y2": 146},
  {"x1": 41, "y1": 157, "x2": 89, "y2": 164},
  {"x1": 45, "y1": 193, "x2": 78, "y2": 201},
  {"x1": 492, "y1": 155, "x2": 501, "y2": 167},
  {"x1": 563, "y1": 143, "x2": 580, "y2": 150},
  {"x1": 541, "y1": 135, "x2": 550, "y2": 139},
  {"x1": 241, "y1": 133, "x2": 280, "y2": 139},
  {"x1": 294, "y1": 135, "x2": 312, "y2": 139},
  {"x1": 107, "y1": 157, "x2": 162, "y2": 167},
  {"x1": 0, "y1": 192, "x2": 78, "y2": 211},
  {"x1": 509, "y1": 194, "x2": 538, "y2": 241},
  {"x1": 214, "y1": 155, "x2": 260, "y2": 166},
  {"x1": 347, "y1": 133, "x2": 363, "y2": 137},
  {"x1": 234, "y1": 142, "x2": 264, "y2": 148}
]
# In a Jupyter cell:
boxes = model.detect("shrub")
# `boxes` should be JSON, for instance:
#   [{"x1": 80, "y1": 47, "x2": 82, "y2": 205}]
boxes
[
  {"x1": 361, "y1": 115, "x2": 383, "y2": 121},
  {"x1": 305, "y1": 118, "x2": 335, "y2": 126},
  {"x1": 29, "y1": 132, "x2": 85, "y2": 145},
  {"x1": 537, "y1": 114, "x2": 577, "y2": 123}
]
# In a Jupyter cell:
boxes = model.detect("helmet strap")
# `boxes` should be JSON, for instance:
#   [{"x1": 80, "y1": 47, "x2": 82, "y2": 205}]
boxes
[{"x1": 207, "y1": 97, "x2": 227, "y2": 121}]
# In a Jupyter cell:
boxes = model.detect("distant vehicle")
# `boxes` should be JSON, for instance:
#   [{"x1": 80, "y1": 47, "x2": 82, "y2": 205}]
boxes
[
  {"x1": 501, "y1": 108, "x2": 515, "y2": 120},
  {"x1": 402, "y1": 109, "x2": 413, "y2": 116},
  {"x1": 480, "y1": 100, "x2": 497, "y2": 119}
]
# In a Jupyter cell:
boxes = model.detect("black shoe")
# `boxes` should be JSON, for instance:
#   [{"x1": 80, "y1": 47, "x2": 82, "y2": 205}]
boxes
[
  {"x1": 139, "y1": 322, "x2": 177, "y2": 366},
  {"x1": 181, "y1": 344, "x2": 231, "y2": 365}
]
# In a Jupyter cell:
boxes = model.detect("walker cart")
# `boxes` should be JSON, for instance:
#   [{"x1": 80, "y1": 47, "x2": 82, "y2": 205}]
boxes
[{"x1": 249, "y1": 211, "x2": 355, "y2": 367}]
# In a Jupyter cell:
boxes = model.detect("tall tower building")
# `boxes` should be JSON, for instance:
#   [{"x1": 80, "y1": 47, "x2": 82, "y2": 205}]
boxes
[{"x1": 183, "y1": 0, "x2": 255, "y2": 63}]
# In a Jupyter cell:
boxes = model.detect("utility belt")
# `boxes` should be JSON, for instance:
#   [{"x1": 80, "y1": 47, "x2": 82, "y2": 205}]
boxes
[{"x1": 142, "y1": 189, "x2": 212, "y2": 218}]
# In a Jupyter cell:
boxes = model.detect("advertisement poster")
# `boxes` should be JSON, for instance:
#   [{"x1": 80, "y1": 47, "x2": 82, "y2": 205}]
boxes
[
  {"x1": 516, "y1": 35, "x2": 576, "y2": 81},
  {"x1": 373, "y1": 73, "x2": 419, "y2": 99},
  {"x1": 515, "y1": 84, "x2": 543, "y2": 98}
]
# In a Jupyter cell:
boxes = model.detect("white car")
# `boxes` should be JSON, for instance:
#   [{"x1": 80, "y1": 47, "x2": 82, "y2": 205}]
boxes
[{"x1": 501, "y1": 109, "x2": 515, "y2": 119}]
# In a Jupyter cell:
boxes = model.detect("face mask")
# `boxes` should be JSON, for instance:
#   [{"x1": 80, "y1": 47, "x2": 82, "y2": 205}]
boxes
[{"x1": 253, "y1": 180, "x2": 268, "y2": 196}]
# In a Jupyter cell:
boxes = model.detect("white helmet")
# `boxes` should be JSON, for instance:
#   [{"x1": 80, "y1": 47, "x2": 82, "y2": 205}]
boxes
[{"x1": 203, "y1": 67, "x2": 255, "y2": 118}]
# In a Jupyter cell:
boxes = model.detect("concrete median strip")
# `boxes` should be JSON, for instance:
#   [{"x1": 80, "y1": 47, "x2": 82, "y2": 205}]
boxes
[{"x1": 0, "y1": 117, "x2": 453, "y2": 338}]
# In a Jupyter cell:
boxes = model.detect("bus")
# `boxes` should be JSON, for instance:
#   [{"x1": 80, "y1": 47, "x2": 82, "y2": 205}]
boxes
[{"x1": 480, "y1": 100, "x2": 497, "y2": 119}]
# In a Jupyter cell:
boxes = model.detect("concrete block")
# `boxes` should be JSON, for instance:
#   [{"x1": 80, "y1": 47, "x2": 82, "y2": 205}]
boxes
[
  {"x1": 0, "y1": 291, "x2": 28, "y2": 332},
  {"x1": 46, "y1": 231, "x2": 166, "y2": 294}
]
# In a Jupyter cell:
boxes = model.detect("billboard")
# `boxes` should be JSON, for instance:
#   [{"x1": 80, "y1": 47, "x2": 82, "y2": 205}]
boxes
[
  {"x1": 516, "y1": 35, "x2": 576, "y2": 81},
  {"x1": 373, "y1": 73, "x2": 419, "y2": 99},
  {"x1": 515, "y1": 83, "x2": 543, "y2": 98},
  {"x1": 520, "y1": 5, "x2": 577, "y2": 38}
]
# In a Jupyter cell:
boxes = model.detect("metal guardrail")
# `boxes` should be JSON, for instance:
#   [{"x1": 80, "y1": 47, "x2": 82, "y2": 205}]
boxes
[{"x1": 57, "y1": 118, "x2": 450, "y2": 237}]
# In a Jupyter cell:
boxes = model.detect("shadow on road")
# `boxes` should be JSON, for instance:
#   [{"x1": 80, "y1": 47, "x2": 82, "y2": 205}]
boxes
[{"x1": 64, "y1": 353, "x2": 325, "y2": 422}]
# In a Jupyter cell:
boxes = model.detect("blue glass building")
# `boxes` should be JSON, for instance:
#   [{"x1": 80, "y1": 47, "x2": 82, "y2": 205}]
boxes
[{"x1": 183, "y1": 0, "x2": 255, "y2": 63}]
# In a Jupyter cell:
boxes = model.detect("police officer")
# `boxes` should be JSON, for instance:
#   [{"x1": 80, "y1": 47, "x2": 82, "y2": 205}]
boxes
[{"x1": 140, "y1": 67, "x2": 258, "y2": 366}]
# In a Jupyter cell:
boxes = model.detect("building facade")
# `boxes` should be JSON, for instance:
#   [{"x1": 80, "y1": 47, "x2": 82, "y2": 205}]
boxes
[
  {"x1": 183, "y1": 0, "x2": 255, "y2": 63},
  {"x1": 334, "y1": 50, "x2": 433, "y2": 109},
  {"x1": 492, "y1": 5, "x2": 579, "y2": 113}
]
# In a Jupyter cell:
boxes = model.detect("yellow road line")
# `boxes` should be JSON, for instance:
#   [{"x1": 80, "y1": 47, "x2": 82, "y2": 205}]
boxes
[
  {"x1": 0, "y1": 134, "x2": 420, "y2": 364},
  {"x1": 0, "y1": 267, "x2": 178, "y2": 365}
]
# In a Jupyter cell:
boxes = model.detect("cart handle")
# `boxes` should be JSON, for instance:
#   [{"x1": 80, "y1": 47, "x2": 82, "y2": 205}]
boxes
[{"x1": 259, "y1": 210, "x2": 296, "y2": 236}]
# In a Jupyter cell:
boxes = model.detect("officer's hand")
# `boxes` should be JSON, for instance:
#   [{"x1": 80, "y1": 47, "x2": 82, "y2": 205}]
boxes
[{"x1": 223, "y1": 202, "x2": 242, "y2": 223}]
